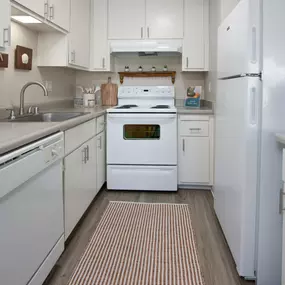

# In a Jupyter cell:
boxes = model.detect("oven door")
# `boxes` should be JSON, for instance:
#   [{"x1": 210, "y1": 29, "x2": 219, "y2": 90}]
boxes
[{"x1": 107, "y1": 113, "x2": 177, "y2": 165}]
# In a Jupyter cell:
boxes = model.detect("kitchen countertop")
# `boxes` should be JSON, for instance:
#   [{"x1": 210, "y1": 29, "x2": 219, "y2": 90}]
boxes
[
  {"x1": 0, "y1": 106, "x2": 109, "y2": 156},
  {"x1": 176, "y1": 106, "x2": 214, "y2": 115}
]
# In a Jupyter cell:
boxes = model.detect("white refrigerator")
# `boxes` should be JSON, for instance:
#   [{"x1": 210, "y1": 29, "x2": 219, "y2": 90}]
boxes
[{"x1": 215, "y1": 0, "x2": 285, "y2": 284}]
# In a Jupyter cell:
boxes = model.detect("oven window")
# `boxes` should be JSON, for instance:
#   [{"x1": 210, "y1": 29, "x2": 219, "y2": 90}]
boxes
[{"x1": 124, "y1": 125, "x2": 160, "y2": 140}]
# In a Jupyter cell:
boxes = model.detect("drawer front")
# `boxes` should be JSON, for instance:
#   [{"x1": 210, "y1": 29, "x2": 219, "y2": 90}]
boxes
[
  {"x1": 65, "y1": 119, "x2": 96, "y2": 154},
  {"x1": 180, "y1": 121, "x2": 209, "y2": 137},
  {"x1": 96, "y1": 115, "x2": 106, "y2": 135}
]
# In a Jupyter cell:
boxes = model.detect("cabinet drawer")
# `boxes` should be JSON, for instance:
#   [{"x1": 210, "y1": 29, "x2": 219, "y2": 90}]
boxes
[
  {"x1": 180, "y1": 121, "x2": 209, "y2": 137},
  {"x1": 96, "y1": 115, "x2": 106, "y2": 134},
  {"x1": 65, "y1": 119, "x2": 96, "y2": 154}
]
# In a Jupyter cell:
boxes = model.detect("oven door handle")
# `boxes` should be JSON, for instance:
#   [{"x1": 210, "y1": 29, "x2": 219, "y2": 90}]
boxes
[{"x1": 107, "y1": 114, "x2": 177, "y2": 119}]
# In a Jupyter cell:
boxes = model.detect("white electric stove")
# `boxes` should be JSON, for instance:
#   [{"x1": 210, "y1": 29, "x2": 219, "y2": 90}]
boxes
[{"x1": 107, "y1": 86, "x2": 178, "y2": 192}]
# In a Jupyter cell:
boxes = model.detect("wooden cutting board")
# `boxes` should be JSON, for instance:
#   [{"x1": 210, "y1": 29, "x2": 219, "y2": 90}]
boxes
[{"x1": 101, "y1": 77, "x2": 118, "y2": 106}]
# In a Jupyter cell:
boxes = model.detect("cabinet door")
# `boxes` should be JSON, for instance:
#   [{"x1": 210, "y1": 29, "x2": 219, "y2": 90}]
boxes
[
  {"x1": 108, "y1": 0, "x2": 145, "y2": 39},
  {"x1": 0, "y1": 0, "x2": 10, "y2": 49},
  {"x1": 69, "y1": 0, "x2": 90, "y2": 68},
  {"x1": 183, "y1": 0, "x2": 209, "y2": 71},
  {"x1": 146, "y1": 0, "x2": 183, "y2": 39},
  {"x1": 64, "y1": 138, "x2": 96, "y2": 239},
  {"x1": 15, "y1": 0, "x2": 45, "y2": 17},
  {"x1": 179, "y1": 137, "x2": 210, "y2": 184},
  {"x1": 49, "y1": 0, "x2": 70, "y2": 31},
  {"x1": 96, "y1": 131, "x2": 106, "y2": 192},
  {"x1": 92, "y1": 0, "x2": 110, "y2": 70}
]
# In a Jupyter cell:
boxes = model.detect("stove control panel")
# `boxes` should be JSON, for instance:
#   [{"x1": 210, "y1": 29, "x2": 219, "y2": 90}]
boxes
[{"x1": 118, "y1": 86, "x2": 175, "y2": 98}]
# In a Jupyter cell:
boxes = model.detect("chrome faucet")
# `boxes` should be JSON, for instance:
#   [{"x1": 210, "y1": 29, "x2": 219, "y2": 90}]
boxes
[{"x1": 19, "y1": 81, "x2": 48, "y2": 115}]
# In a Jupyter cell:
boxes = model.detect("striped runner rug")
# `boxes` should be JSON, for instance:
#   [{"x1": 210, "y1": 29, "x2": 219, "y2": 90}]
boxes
[{"x1": 68, "y1": 202, "x2": 205, "y2": 285}]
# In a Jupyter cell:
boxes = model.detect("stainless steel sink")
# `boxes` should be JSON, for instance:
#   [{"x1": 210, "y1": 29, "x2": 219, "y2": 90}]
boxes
[{"x1": 1, "y1": 112, "x2": 89, "y2": 122}]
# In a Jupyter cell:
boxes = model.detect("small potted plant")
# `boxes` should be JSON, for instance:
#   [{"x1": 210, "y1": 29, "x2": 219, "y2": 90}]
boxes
[{"x1": 163, "y1": 65, "x2": 168, "y2": 71}]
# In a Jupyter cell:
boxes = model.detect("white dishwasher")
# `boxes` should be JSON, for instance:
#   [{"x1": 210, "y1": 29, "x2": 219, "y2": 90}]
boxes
[{"x1": 0, "y1": 132, "x2": 65, "y2": 285}]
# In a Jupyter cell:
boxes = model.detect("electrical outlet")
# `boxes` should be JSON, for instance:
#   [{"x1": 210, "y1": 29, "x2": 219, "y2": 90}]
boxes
[
  {"x1": 208, "y1": 81, "x2": 212, "y2": 93},
  {"x1": 45, "y1": 81, "x2": 53, "y2": 92}
]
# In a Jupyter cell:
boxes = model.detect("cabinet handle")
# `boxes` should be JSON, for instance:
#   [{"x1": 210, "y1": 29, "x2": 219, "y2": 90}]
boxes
[
  {"x1": 82, "y1": 147, "x2": 86, "y2": 164},
  {"x1": 279, "y1": 188, "x2": 285, "y2": 214},
  {"x1": 186, "y1": 57, "x2": 189, "y2": 68},
  {"x1": 3, "y1": 27, "x2": 9, "y2": 45},
  {"x1": 189, "y1": 128, "x2": 201, "y2": 131},
  {"x1": 182, "y1": 139, "x2": 185, "y2": 152},
  {"x1": 49, "y1": 5, "x2": 54, "y2": 20},
  {"x1": 147, "y1": 27, "x2": 150, "y2": 38},
  {"x1": 98, "y1": 137, "x2": 102, "y2": 149},
  {"x1": 141, "y1": 27, "x2": 143, "y2": 39},
  {"x1": 71, "y1": 50, "x2": 76, "y2": 63},
  {"x1": 86, "y1": 145, "x2": 89, "y2": 161},
  {"x1": 44, "y1": 1, "x2": 49, "y2": 18},
  {"x1": 102, "y1": 57, "x2": 105, "y2": 68}
]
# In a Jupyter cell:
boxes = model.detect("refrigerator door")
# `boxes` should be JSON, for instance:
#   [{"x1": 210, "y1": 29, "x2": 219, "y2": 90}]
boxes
[
  {"x1": 214, "y1": 76, "x2": 261, "y2": 278},
  {"x1": 218, "y1": 0, "x2": 261, "y2": 79}
]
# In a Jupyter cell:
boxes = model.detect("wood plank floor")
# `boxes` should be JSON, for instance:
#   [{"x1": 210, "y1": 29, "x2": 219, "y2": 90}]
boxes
[{"x1": 44, "y1": 188, "x2": 255, "y2": 285}]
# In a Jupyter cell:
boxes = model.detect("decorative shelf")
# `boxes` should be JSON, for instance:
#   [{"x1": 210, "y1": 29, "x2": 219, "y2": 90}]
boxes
[{"x1": 118, "y1": 71, "x2": 177, "y2": 84}]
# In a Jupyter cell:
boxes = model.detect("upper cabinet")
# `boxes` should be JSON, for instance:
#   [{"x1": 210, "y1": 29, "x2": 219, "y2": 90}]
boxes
[
  {"x1": 13, "y1": 0, "x2": 69, "y2": 31},
  {"x1": 146, "y1": 0, "x2": 184, "y2": 39},
  {"x1": 37, "y1": 0, "x2": 90, "y2": 69},
  {"x1": 0, "y1": 0, "x2": 11, "y2": 49},
  {"x1": 92, "y1": 0, "x2": 112, "y2": 70},
  {"x1": 48, "y1": 0, "x2": 70, "y2": 31},
  {"x1": 108, "y1": 0, "x2": 183, "y2": 40},
  {"x1": 108, "y1": 0, "x2": 145, "y2": 39},
  {"x1": 69, "y1": 0, "x2": 90, "y2": 68},
  {"x1": 182, "y1": 0, "x2": 209, "y2": 71},
  {"x1": 14, "y1": 0, "x2": 46, "y2": 18}
]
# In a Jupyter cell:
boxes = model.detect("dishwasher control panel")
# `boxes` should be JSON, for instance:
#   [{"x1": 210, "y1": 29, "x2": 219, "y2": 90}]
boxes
[{"x1": 43, "y1": 138, "x2": 64, "y2": 165}]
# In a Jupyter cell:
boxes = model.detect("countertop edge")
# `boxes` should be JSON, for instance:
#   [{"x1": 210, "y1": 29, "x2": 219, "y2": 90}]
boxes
[{"x1": 0, "y1": 109, "x2": 107, "y2": 156}]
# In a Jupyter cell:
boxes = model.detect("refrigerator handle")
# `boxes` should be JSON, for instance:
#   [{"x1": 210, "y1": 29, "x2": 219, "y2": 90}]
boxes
[
  {"x1": 250, "y1": 87, "x2": 257, "y2": 125},
  {"x1": 251, "y1": 27, "x2": 257, "y2": 64}
]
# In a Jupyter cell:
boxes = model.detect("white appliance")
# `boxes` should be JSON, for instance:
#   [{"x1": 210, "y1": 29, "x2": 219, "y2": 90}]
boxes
[
  {"x1": 215, "y1": 0, "x2": 285, "y2": 284},
  {"x1": 107, "y1": 86, "x2": 177, "y2": 191},
  {"x1": 0, "y1": 133, "x2": 64, "y2": 285},
  {"x1": 109, "y1": 39, "x2": 182, "y2": 56}
]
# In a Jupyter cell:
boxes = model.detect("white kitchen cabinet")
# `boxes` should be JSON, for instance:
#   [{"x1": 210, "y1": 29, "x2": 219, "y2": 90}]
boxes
[
  {"x1": 182, "y1": 0, "x2": 209, "y2": 71},
  {"x1": 14, "y1": 0, "x2": 46, "y2": 18},
  {"x1": 37, "y1": 0, "x2": 90, "y2": 69},
  {"x1": 64, "y1": 137, "x2": 97, "y2": 239},
  {"x1": 69, "y1": 0, "x2": 90, "y2": 68},
  {"x1": 146, "y1": 0, "x2": 184, "y2": 39},
  {"x1": 48, "y1": 0, "x2": 70, "y2": 31},
  {"x1": 108, "y1": 0, "x2": 145, "y2": 39},
  {"x1": 96, "y1": 130, "x2": 106, "y2": 192},
  {"x1": 92, "y1": 0, "x2": 112, "y2": 71},
  {"x1": 178, "y1": 115, "x2": 214, "y2": 186},
  {"x1": 0, "y1": 0, "x2": 11, "y2": 49},
  {"x1": 179, "y1": 137, "x2": 210, "y2": 184}
]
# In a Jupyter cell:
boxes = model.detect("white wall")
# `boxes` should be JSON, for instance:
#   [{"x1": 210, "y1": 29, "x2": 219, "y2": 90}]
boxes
[
  {"x1": 76, "y1": 56, "x2": 205, "y2": 99},
  {"x1": 0, "y1": 22, "x2": 75, "y2": 109},
  {"x1": 205, "y1": 0, "x2": 239, "y2": 102}
]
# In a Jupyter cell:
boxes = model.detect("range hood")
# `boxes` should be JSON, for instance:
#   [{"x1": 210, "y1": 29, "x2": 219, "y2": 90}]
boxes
[{"x1": 110, "y1": 40, "x2": 182, "y2": 56}]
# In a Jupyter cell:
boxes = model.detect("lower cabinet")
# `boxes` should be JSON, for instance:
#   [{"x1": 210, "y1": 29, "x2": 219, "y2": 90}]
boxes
[
  {"x1": 178, "y1": 115, "x2": 214, "y2": 187},
  {"x1": 179, "y1": 136, "x2": 210, "y2": 184},
  {"x1": 96, "y1": 130, "x2": 106, "y2": 192},
  {"x1": 64, "y1": 136, "x2": 97, "y2": 239}
]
